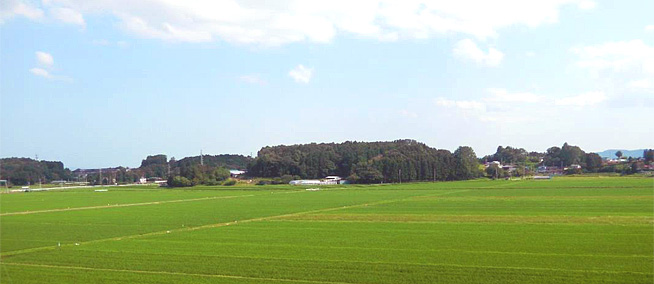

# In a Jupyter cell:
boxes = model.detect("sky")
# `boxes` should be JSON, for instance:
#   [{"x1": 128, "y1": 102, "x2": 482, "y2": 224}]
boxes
[{"x1": 1, "y1": 0, "x2": 653, "y2": 169}]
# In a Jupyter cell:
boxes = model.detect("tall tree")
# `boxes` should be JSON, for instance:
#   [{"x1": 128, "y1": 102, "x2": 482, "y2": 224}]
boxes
[
  {"x1": 615, "y1": 151, "x2": 623, "y2": 159},
  {"x1": 453, "y1": 146, "x2": 480, "y2": 180}
]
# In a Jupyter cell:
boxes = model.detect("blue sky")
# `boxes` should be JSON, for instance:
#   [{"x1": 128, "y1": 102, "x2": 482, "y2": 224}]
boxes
[{"x1": 1, "y1": 0, "x2": 653, "y2": 169}]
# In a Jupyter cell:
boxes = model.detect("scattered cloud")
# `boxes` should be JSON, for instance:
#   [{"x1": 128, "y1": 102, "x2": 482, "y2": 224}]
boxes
[
  {"x1": 645, "y1": 25, "x2": 654, "y2": 32},
  {"x1": 435, "y1": 88, "x2": 608, "y2": 122},
  {"x1": 239, "y1": 74, "x2": 267, "y2": 85},
  {"x1": 554, "y1": 91, "x2": 607, "y2": 106},
  {"x1": 435, "y1": 98, "x2": 485, "y2": 111},
  {"x1": 29, "y1": 67, "x2": 52, "y2": 79},
  {"x1": 525, "y1": 51, "x2": 536, "y2": 57},
  {"x1": 571, "y1": 39, "x2": 654, "y2": 101},
  {"x1": 571, "y1": 40, "x2": 654, "y2": 75},
  {"x1": 2, "y1": 0, "x2": 595, "y2": 45},
  {"x1": 577, "y1": 0, "x2": 596, "y2": 10},
  {"x1": 289, "y1": 65, "x2": 313, "y2": 84},
  {"x1": 0, "y1": 0, "x2": 43, "y2": 23},
  {"x1": 453, "y1": 39, "x2": 503, "y2": 67},
  {"x1": 116, "y1": 41, "x2": 129, "y2": 48},
  {"x1": 49, "y1": 7, "x2": 85, "y2": 27},
  {"x1": 627, "y1": 79, "x2": 653, "y2": 93},
  {"x1": 29, "y1": 51, "x2": 71, "y2": 82},
  {"x1": 399, "y1": 109, "x2": 418, "y2": 118},
  {"x1": 35, "y1": 51, "x2": 54, "y2": 66},
  {"x1": 92, "y1": 39, "x2": 110, "y2": 46},
  {"x1": 628, "y1": 79, "x2": 651, "y2": 89},
  {"x1": 484, "y1": 88, "x2": 544, "y2": 103}
]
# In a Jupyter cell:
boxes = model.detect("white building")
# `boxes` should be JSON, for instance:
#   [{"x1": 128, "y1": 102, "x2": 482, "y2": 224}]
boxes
[
  {"x1": 230, "y1": 170, "x2": 246, "y2": 178},
  {"x1": 289, "y1": 176, "x2": 344, "y2": 185},
  {"x1": 289, "y1": 180, "x2": 321, "y2": 185}
]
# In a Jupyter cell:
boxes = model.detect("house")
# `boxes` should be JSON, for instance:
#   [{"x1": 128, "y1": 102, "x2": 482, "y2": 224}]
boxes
[
  {"x1": 230, "y1": 170, "x2": 246, "y2": 178},
  {"x1": 484, "y1": 161, "x2": 502, "y2": 168}
]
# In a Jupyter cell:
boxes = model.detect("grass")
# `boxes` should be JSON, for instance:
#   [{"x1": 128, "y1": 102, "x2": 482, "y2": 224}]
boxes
[{"x1": 1, "y1": 176, "x2": 652, "y2": 283}]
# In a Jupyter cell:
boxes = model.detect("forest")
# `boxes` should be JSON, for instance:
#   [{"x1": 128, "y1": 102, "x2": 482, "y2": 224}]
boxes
[{"x1": 248, "y1": 140, "x2": 479, "y2": 183}]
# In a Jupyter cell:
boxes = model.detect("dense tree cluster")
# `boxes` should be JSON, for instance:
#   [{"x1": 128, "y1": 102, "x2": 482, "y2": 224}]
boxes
[
  {"x1": 140, "y1": 155, "x2": 169, "y2": 178},
  {"x1": 153, "y1": 154, "x2": 251, "y2": 187},
  {"x1": 248, "y1": 140, "x2": 482, "y2": 183},
  {"x1": 175, "y1": 154, "x2": 252, "y2": 171},
  {"x1": 0, "y1": 158, "x2": 72, "y2": 185},
  {"x1": 482, "y1": 146, "x2": 528, "y2": 164},
  {"x1": 643, "y1": 149, "x2": 654, "y2": 163},
  {"x1": 542, "y1": 143, "x2": 603, "y2": 172}
]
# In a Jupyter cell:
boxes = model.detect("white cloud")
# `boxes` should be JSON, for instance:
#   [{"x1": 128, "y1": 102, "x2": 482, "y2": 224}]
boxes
[
  {"x1": 628, "y1": 79, "x2": 653, "y2": 93},
  {"x1": 525, "y1": 51, "x2": 536, "y2": 57},
  {"x1": 92, "y1": 39, "x2": 110, "y2": 45},
  {"x1": 35, "y1": 51, "x2": 54, "y2": 66},
  {"x1": 485, "y1": 88, "x2": 544, "y2": 103},
  {"x1": 572, "y1": 39, "x2": 654, "y2": 102},
  {"x1": 29, "y1": 67, "x2": 52, "y2": 79},
  {"x1": 435, "y1": 88, "x2": 608, "y2": 123},
  {"x1": 399, "y1": 109, "x2": 418, "y2": 118},
  {"x1": 453, "y1": 39, "x2": 503, "y2": 67},
  {"x1": 288, "y1": 65, "x2": 313, "y2": 84},
  {"x1": 572, "y1": 40, "x2": 654, "y2": 75},
  {"x1": 30, "y1": 51, "x2": 71, "y2": 81},
  {"x1": 435, "y1": 97, "x2": 485, "y2": 111},
  {"x1": 577, "y1": 0, "x2": 596, "y2": 10},
  {"x1": 49, "y1": 7, "x2": 84, "y2": 27},
  {"x1": 239, "y1": 74, "x2": 266, "y2": 85},
  {"x1": 555, "y1": 91, "x2": 607, "y2": 106},
  {"x1": 645, "y1": 25, "x2": 654, "y2": 32},
  {"x1": 0, "y1": 0, "x2": 43, "y2": 23},
  {"x1": 2, "y1": 0, "x2": 594, "y2": 45}
]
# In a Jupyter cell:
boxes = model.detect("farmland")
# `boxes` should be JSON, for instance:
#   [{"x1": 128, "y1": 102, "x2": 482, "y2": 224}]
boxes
[{"x1": 1, "y1": 177, "x2": 653, "y2": 283}]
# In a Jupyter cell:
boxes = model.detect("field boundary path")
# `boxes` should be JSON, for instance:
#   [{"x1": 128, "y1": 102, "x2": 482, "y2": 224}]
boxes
[
  {"x1": 0, "y1": 194, "x2": 259, "y2": 216},
  {"x1": 1, "y1": 262, "x2": 356, "y2": 284},
  {"x1": 1, "y1": 189, "x2": 468, "y2": 257}
]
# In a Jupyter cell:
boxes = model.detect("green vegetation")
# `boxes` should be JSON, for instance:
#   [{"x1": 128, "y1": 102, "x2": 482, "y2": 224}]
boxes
[
  {"x1": 0, "y1": 158, "x2": 72, "y2": 185},
  {"x1": 249, "y1": 139, "x2": 480, "y2": 182},
  {"x1": 1, "y1": 176, "x2": 652, "y2": 283}
]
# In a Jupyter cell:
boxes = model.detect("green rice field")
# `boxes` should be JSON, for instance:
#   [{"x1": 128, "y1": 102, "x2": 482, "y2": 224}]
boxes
[{"x1": 1, "y1": 177, "x2": 653, "y2": 283}]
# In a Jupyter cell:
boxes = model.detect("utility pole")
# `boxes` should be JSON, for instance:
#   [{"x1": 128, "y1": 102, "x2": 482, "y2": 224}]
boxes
[
  {"x1": 200, "y1": 150, "x2": 204, "y2": 166},
  {"x1": 399, "y1": 168, "x2": 402, "y2": 184},
  {"x1": 99, "y1": 168, "x2": 102, "y2": 185}
]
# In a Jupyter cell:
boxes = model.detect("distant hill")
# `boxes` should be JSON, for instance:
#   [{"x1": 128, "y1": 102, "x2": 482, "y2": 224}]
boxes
[{"x1": 595, "y1": 149, "x2": 646, "y2": 159}]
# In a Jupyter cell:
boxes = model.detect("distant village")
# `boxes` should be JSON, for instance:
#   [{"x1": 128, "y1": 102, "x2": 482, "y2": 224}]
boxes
[{"x1": 1, "y1": 144, "x2": 652, "y2": 190}]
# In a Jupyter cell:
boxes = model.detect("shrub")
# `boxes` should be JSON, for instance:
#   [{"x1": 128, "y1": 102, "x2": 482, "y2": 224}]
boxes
[
  {"x1": 223, "y1": 179, "x2": 237, "y2": 186},
  {"x1": 167, "y1": 176, "x2": 193, "y2": 187}
]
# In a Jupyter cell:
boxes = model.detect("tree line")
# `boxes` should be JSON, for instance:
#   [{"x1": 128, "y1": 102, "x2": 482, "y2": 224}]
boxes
[
  {"x1": 0, "y1": 158, "x2": 72, "y2": 185},
  {"x1": 2, "y1": 144, "x2": 651, "y2": 186},
  {"x1": 248, "y1": 140, "x2": 481, "y2": 183}
]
